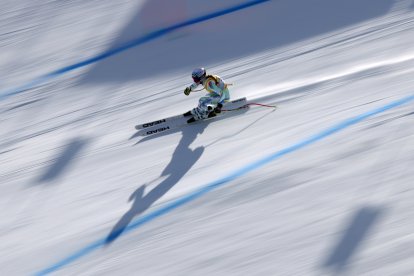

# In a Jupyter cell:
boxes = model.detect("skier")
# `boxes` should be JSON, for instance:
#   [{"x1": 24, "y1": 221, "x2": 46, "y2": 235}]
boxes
[{"x1": 183, "y1": 67, "x2": 230, "y2": 123}]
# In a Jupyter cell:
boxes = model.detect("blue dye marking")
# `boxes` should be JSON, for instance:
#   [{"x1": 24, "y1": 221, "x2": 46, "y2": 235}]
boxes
[
  {"x1": 36, "y1": 94, "x2": 414, "y2": 275},
  {"x1": 1, "y1": 0, "x2": 270, "y2": 101}
]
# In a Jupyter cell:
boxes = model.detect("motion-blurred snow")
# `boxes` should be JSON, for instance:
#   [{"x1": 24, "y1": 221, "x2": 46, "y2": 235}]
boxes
[{"x1": 1, "y1": 0, "x2": 414, "y2": 275}]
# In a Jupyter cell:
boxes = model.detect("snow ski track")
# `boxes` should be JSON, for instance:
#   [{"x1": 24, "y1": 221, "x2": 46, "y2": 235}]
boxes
[
  {"x1": 36, "y1": 94, "x2": 414, "y2": 275},
  {"x1": 249, "y1": 52, "x2": 414, "y2": 102}
]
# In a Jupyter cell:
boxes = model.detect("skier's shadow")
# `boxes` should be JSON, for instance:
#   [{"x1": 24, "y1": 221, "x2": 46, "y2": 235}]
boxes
[{"x1": 105, "y1": 123, "x2": 207, "y2": 244}]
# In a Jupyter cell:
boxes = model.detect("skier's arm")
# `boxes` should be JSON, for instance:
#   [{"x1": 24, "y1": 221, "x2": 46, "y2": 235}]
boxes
[
  {"x1": 184, "y1": 83, "x2": 199, "y2": 95},
  {"x1": 189, "y1": 83, "x2": 198, "y2": 90}
]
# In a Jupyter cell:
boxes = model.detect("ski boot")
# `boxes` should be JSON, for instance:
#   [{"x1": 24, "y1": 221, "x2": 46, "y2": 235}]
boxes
[
  {"x1": 187, "y1": 111, "x2": 215, "y2": 123},
  {"x1": 183, "y1": 110, "x2": 192, "y2": 117},
  {"x1": 214, "y1": 103, "x2": 223, "y2": 114}
]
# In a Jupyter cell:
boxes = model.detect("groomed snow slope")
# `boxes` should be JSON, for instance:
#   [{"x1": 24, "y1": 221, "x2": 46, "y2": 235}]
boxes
[{"x1": 1, "y1": 0, "x2": 414, "y2": 275}]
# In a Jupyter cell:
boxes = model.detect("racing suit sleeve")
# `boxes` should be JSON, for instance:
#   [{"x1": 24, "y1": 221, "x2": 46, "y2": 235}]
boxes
[{"x1": 189, "y1": 82, "x2": 199, "y2": 91}]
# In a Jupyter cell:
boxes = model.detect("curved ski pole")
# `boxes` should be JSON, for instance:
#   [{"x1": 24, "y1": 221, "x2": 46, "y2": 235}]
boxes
[
  {"x1": 247, "y1": 102, "x2": 277, "y2": 108},
  {"x1": 222, "y1": 102, "x2": 276, "y2": 112}
]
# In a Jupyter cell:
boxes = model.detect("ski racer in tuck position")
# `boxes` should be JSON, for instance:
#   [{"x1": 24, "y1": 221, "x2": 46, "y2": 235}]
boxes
[{"x1": 183, "y1": 68, "x2": 230, "y2": 123}]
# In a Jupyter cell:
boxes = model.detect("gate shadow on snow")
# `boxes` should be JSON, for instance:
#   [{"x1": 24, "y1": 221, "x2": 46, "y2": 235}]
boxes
[
  {"x1": 35, "y1": 138, "x2": 89, "y2": 184},
  {"x1": 322, "y1": 206, "x2": 385, "y2": 273}
]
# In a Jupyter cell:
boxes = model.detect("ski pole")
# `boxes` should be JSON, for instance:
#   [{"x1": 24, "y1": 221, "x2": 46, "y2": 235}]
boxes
[
  {"x1": 247, "y1": 102, "x2": 277, "y2": 109},
  {"x1": 222, "y1": 102, "x2": 277, "y2": 112}
]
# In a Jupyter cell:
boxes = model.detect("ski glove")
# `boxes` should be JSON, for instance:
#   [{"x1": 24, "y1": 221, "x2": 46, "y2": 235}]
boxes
[{"x1": 184, "y1": 87, "x2": 191, "y2": 96}]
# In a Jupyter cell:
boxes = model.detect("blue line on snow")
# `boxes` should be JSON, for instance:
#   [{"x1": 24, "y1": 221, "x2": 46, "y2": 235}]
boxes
[
  {"x1": 0, "y1": 0, "x2": 270, "y2": 101},
  {"x1": 36, "y1": 94, "x2": 414, "y2": 275}
]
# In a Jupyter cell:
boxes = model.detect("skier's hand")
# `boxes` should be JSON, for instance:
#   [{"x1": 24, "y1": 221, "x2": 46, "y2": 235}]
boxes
[{"x1": 184, "y1": 87, "x2": 191, "y2": 96}]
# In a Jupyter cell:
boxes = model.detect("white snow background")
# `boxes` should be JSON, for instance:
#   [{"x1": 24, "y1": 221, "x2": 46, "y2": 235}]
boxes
[{"x1": 1, "y1": 0, "x2": 414, "y2": 275}]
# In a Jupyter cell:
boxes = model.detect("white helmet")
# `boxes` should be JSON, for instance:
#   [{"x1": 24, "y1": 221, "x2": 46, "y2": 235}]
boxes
[{"x1": 192, "y1": 67, "x2": 206, "y2": 83}]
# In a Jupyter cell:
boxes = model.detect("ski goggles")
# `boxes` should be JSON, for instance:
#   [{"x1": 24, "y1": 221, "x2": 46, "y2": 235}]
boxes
[{"x1": 192, "y1": 76, "x2": 202, "y2": 83}]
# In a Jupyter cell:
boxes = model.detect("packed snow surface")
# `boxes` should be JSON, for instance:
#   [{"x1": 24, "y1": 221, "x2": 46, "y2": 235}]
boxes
[{"x1": 1, "y1": 0, "x2": 414, "y2": 275}]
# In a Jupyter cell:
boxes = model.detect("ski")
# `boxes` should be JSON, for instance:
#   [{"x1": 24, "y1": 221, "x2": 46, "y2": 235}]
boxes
[
  {"x1": 135, "y1": 97, "x2": 248, "y2": 130},
  {"x1": 135, "y1": 122, "x2": 184, "y2": 137},
  {"x1": 134, "y1": 114, "x2": 184, "y2": 130},
  {"x1": 135, "y1": 98, "x2": 249, "y2": 137}
]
